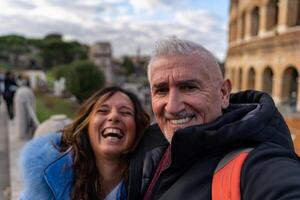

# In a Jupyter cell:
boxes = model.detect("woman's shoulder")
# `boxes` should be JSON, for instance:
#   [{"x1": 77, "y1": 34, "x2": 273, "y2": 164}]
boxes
[
  {"x1": 20, "y1": 132, "x2": 65, "y2": 199},
  {"x1": 21, "y1": 132, "x2": 62, "y2": 168}
]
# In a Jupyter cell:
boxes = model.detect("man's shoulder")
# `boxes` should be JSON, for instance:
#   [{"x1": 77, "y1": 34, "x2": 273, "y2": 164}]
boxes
[
  {"x1": 240, "y1": 143, "x2": 300, "y2": 198},
  {"x1": 140, "y1": 124, "x2": 169, "y2": 149}
]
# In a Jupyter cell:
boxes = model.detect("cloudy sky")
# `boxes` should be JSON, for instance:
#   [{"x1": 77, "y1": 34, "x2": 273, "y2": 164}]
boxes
[{"x1": 0, "y1": 0, "x2": 230, "y2": 61}]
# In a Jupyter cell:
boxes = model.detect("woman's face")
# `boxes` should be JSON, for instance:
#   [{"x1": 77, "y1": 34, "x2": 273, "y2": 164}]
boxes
[{"x1": 88, "y1": 91, "x2": 136, "y2": 159}]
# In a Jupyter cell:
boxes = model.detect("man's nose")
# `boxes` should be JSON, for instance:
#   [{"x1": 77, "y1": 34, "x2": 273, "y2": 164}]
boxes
[{"x1": 165, "y1": 89, "x2": 185, "y2": 114}]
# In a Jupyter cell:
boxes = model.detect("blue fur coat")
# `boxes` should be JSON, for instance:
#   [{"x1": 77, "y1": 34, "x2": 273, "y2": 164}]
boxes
[{"x1": 19, "y1": 133, "x2": 73, "y2": 200}]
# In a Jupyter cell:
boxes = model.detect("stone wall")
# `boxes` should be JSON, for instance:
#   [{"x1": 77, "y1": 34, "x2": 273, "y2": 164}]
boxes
[{"x1": 226, "y1": 0, "x2": 300, "y2": 111}]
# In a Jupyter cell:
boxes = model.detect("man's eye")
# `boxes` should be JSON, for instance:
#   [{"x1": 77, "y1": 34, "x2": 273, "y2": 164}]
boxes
[
  {"x1": 154, "y1": 88, "x2": 168, "y2": 95},
  {"x1": 181, "y1": 85, "x2": 197, "y2": 91}
]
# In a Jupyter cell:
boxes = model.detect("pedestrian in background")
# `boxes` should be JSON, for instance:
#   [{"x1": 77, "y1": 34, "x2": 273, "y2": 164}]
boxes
[
  {"x1": 3, "y1": 71, "x2": 17, "y2": 119},
  {"x1": 14, "y1": 77, "x2": 36, "y2": 139}
]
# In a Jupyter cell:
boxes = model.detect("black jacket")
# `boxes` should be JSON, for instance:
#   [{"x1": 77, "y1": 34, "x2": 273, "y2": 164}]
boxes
[{"x1": 128, "y1": 90, "x2": 300, "y2": 200}]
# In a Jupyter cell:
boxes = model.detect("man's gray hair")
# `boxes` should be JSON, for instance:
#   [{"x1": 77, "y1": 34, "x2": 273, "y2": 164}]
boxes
[{"x1": 147, "y1": 37, "x2": 221, "y2": 79}]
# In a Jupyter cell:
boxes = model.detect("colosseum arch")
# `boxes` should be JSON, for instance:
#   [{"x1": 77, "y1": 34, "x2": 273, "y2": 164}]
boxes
[
  {"x1": 251, "y1": 6, "x2": 260, "y2": 36},
  {"x1": 285, "y1": 0, "x2": 300, "y2": 27},
  {"x1": 266, "y1": 0, "x2": 279, "y2": 30},
  {"x1": 281, "y1": 66, "x2": 299, "y2": 108},
  {"x1": 262, "y1": 67, "x2": 273, "y2": 95},
  {"x1": 248, "y1": 67, "x2": 256, "y2": 89}
]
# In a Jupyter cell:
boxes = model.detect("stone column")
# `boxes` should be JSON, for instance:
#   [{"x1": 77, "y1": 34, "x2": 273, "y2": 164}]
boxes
[
  {"x1": 224, "y1": 64, "x2": 231, "y2": 80},
  {"x1": 272, "y1": 71, "x2": 283, "y2": 105},
  {"x1": 255, "y1": 68, "x2": 264, "y2": 91},
  {"x1": 296, "y1": 78, "x2": 300, "y2": 111},
  {"x1": 259, "y1": 4, "x2": 268, "y2": 37},
  {"x1": 244, "y1": 11, "x2": 252, "y2": 41},
  {"x1": 278, "y1": 0, "x2": 289, "y2": 33},
  {"x1": 233, "y1": 68, "x2": 240, "y2": 92},
  {"x1": 241, "y1": 67, "x2": 248, "y2": 90},
  {"x1": 237, "y1": 15, "x2": 245, "y2": 42}
]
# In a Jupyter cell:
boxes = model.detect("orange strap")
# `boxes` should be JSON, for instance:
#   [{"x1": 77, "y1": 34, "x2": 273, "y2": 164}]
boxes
[{"x1": 212, "y1": 149, "x2": 252, "y2": 200}]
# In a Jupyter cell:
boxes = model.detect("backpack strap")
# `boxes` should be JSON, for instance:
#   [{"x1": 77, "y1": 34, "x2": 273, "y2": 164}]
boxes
[{"x1": 212, "y1": 148, "x2": 253, "y2": 200}]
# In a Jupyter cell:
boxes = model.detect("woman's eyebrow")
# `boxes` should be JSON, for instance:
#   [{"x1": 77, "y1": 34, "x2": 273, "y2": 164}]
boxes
[{"x1": 120, "y1": 105, "x2": 134, "y2": 111}]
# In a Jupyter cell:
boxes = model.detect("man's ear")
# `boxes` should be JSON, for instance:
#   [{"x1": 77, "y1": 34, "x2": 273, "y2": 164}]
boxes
[{"x1": 220, "y1": 79, "x2": 232, "y2": 109}]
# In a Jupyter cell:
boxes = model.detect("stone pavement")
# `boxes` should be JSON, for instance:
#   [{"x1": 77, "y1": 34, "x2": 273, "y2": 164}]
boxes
[
  {"x1": 0, "y1": 101, "x2": 28, "y2": 200},
  {"x1": 0, "y1": 101, "x2": 10, "y2": 200}
]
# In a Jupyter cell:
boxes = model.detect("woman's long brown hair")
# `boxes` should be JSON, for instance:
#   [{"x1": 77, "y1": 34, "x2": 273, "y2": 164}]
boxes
[{"x1": 60, "y1": 86, "x2": 150, "y2": 200}]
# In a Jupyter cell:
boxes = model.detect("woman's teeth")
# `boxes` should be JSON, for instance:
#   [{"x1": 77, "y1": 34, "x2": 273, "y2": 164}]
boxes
[
  {"x1": 104, "y1": 128, "x2": 122, "y2": 135},
  {"x1": 106, "y1": 136, "x2": 121, "y2": 142},
  {"x1": 102, "y1": 128, "x2": 123, "y2": 139}
]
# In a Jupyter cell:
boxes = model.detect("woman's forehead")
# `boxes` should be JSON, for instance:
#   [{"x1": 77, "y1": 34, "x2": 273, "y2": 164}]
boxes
[{"x1": 94, "y1": 91, "x2": 134, "y2": 109}]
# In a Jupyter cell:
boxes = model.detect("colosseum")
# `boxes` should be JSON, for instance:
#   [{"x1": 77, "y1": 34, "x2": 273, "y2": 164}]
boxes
[
  {"x1": 226, "y1": 0, "x2": 300, "y2": 111},
  {"x1": 226, "y1": 0, "x2": 300, "y2": 154}
]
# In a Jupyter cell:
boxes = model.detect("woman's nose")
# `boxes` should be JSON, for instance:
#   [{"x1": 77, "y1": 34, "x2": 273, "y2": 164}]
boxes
[{"x1": 108, "y1": 109, "x2": 120, "y2": 123}]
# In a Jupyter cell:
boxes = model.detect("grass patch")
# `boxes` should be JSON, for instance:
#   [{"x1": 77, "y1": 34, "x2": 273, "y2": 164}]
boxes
[{"x1": 36, "y1": 93, "x2": 79, "y2": 123}]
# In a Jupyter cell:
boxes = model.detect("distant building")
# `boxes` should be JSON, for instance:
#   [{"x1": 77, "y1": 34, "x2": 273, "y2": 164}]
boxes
[
  {"x1": 226, "y1": 0, "x2": 300, "y2": 111},
  {"x1": 122, "y1": 82, "x2": 152, "y2": 118},
  {"x1": 89, "y1": 42, "x2": 113, "y2": 85}
]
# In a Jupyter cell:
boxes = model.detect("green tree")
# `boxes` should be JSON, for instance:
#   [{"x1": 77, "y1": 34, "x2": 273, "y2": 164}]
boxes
[
  {"x1": 0, "y1": 34, "x2": 88, "y2": 70},
  {"x1": 65, "y1": 60, "x2": 105, "y2": 103},
  {"x1": 0, "y1": 35, "x2": 30, "y2": 68},
  {"x1": 39, "y1": 34, "x2": 88, "y2": 70},
  {"x1": 44, "y1": 33, "x2": 63, "y2": 41},
  {"x1": 122, "y1": 56, "x2": 135, "y2": 75}
]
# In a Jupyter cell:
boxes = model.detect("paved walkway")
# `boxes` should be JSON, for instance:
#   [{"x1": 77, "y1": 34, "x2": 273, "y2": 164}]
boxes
[
  {"x1": 0, "y1": 101, "x2": 28, "y2": 200},
  {"x1": 0, "y1": 101, "x2": 10, "y2": 200}
]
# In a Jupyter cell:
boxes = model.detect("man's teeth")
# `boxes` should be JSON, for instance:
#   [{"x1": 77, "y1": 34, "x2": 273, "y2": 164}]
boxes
[{"x1": 170, "y1": 117, "x2": 191, "y2": 124}]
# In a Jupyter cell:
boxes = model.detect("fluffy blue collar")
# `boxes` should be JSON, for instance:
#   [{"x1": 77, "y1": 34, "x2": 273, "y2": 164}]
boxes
[{"x1": 20, "y1": 133, "x2": 73, "y2": 200}]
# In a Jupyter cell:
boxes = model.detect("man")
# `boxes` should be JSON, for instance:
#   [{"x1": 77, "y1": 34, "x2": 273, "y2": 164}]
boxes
[{"x1": 128, "y1": 38, "x2": 300, "y2": 200}]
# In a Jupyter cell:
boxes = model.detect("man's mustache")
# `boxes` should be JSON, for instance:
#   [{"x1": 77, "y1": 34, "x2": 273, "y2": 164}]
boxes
[{"x1": 164, "y1": 110, "x2": 195, "y2": 119}]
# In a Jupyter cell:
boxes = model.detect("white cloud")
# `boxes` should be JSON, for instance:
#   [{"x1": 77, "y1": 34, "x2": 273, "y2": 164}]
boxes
[
  {"x1": 0, "y1": 0, "x2": 228, "y2": 60},
  {"x1": 128, "y1": 0, "x2": 164, "y2": 10}
]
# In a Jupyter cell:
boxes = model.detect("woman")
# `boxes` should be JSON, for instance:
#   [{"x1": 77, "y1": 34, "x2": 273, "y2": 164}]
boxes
[{"x1": 20, "y1": 86, "x2": 150, "y2": 200}]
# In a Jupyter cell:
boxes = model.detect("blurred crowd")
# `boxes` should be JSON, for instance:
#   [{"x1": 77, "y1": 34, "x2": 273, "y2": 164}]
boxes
[{"x1": 0, "y1": 70, "x2": 31, "y2": 120}]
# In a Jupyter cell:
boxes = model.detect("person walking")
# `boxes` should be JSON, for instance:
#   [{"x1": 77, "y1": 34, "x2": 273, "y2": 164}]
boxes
[{"x1": 3, "y1": 71, "x2": 17, "y2": 119}]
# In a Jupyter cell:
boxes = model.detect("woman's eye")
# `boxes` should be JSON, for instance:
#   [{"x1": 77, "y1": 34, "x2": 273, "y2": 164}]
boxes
[
  {"x1": 121, "y1": 111, "x2": 133, "y2": 116},
  {"x1": 97, "y1": 109, "x2": 108, "y2": 113}
]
